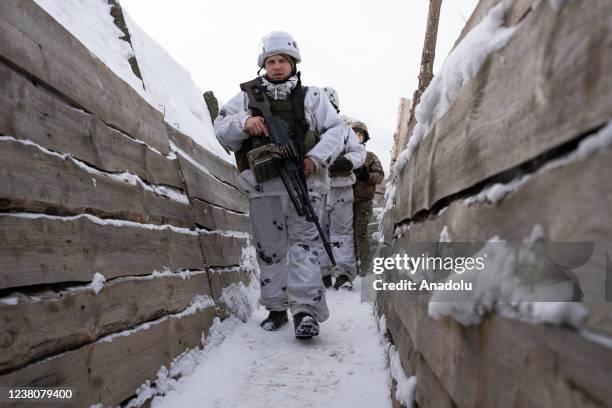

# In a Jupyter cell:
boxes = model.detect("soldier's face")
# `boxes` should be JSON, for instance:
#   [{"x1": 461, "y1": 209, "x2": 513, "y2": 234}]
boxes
[
  {"x1": 354, "y1": 130, "x2": 366, "y2": 144},
  {"x1": 264, "y1": 55, "x2": 293, "y2": 81}
]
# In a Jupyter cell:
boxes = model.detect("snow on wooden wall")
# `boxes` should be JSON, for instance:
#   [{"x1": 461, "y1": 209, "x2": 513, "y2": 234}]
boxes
[
  {"x1": 0, "y1": 1, "x2": 251, "y2": 406},
  {"x1": 380, "y1": 0, "x2": 612, "y2": 406}
]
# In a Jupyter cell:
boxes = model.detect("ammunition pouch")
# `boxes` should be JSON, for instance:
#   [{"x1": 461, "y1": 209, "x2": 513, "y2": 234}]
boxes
[{"x1": 247, "y1": 143, "x2": 284, "y2": 183}]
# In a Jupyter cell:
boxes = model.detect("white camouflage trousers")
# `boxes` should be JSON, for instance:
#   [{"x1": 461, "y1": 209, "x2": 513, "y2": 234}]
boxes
[
  {"x1": 320, "y1": 187, "x2": 357, "y2": 281},
  {"x1": 249, "y1": 193, "x2": 329, "y2": 322}
]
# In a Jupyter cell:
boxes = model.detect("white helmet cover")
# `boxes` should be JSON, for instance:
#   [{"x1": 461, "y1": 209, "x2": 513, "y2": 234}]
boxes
[
  {"x1": 258, "y1": 31, "x2": 302, "y2": 68},
  {"x1": 322, "y1": 86, "x2": 340, "y2": 110}
]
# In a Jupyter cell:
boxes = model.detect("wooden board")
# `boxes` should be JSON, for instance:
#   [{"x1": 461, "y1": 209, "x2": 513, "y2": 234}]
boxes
[
  {"x1": 396, "y1": 0, "x2": 612, "y2": 221},
  {"x1": 382, "y1": 291, "x2": 612, "y2": 408},
  {"x1": 0, "y1": 0, "x2": 170, "y2": 154},
  {"x1": 208, "y1": 268, "x2": 252, "y2": 319},
  {"x1": 0, "y1": 306, "x2": 217, "y2": 407},
  {"x1": 414, "y1": 353, "x2": 455, "y2": 408},
  {"x1": 0, "y1": 61, "x2": 184, "y2": 189},
  {"x1": 381, "y1": 149, "x2": 612, "y2": 407},
  {"x1": 399, "y1": 147, "x2": 612, "y2": 303},
  {"x1": 0, "y1": 272, "x2": 212, "y2": 373},
  {"x1": 208, "y1": 268, "x2": 252, "y2": 300},
  {"x1": 167, "y1": 123, "x2": 239, "y2": 188},
  {"x1": 0, "y1": 215, "x2": 204, "y2": 289},
  {"x1": 179, "y1": 154, "x2": 248, "y2": 214},
  {"x1": 199, "y1": 232, "x2": 249, "y2": 267},
  {"x1": 192, "y1": 198, "x2": 251, "y2": 233},
  {"x1": 0, "y1": 138, "x2": 193, "y2": 227}
]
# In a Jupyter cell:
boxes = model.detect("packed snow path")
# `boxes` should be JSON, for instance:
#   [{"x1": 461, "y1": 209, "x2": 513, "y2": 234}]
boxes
[{"x1": 151, "y1": 278, "x2": 391, "y2": 407}]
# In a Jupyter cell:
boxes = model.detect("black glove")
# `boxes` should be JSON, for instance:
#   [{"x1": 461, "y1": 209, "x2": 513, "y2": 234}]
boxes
[
  {"x1": 355, "y1": 166, "x2": 370, "y2": 181},
  {"x1": 329, "y1": 156, "x2": 353, "y2": 176}
]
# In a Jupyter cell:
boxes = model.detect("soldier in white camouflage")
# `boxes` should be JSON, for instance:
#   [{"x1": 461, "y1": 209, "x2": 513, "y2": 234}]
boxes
[
  {"x1": 214, "y1": 31, "x2": 345, "y2": 339},
  {"x1": 319, "y1": 88, "x2": 366, "y2": 290},
  {"x1": 350, "y1": 121, "x2": 384, "y2": 276}
]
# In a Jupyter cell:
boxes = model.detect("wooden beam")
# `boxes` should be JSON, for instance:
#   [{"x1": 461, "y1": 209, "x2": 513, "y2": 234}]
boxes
[
  {"x1": 0, "y1": 214, "x2": 204, "y2": 289},
  {"x1": 179, "y1": 153, "x2": 248, "y2": 214},
  {"x1": 192, "y1": 198, "x2": 251, "y2": 233},
  {"x1": 396, "y1": 0, "x2": 612, "y2": 220},
  {"x1": 398, "y1": 147, "x2": 612, "y2": 303},
  {"x1": 208, "y1": 268, "x2": 252, "y2": 319},
  {"x1": 0, "y1": 272, "x2": 212, "y2": 373},
  {"x1": 0, "y1": 138, "x2": 193, "y2": 227},
  {"x1": 384, "y1": 290, "x2": 612, "y2": 408},
  {"x1": 0, "y1": 61, "x2": 184, "y2": 189},
  {"x1": 0, "y1": 306, "x2": 217, "y2": 407},
  {"x1": 199, "y1": 232, "x2": 249, "y2": 267},
  {"x1": 382, "y1": 148, "x2": 612, "y2": 407},
  {"x1": 167, "y1": 124, "x2": 239, "y2": 188},
  {"x1": 0, "y1": 0, "x2": 170, "y2": 154}
]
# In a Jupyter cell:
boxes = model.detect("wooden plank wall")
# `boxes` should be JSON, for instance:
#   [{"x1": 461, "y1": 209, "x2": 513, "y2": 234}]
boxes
[
  {"x1": 395, "y1": 0, "x2": 612, "y2": 221},
  {"x1": 0, "y1": 1, "x2": 252, "y2": 406},
  {"x1": 381, "y1": 0, "x2": 612, "y2": 406}
]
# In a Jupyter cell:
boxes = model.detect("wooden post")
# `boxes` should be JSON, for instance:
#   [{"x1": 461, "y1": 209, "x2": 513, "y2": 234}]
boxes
[
  {"x1": 411, "y1": 0, "x2": 442, "y2": 121},
  {"x1": 391, "y1": 0, "x2": 442, "y2": 167}
]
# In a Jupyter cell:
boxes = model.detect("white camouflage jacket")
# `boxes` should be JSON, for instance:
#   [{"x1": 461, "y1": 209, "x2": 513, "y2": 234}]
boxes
[
  {"x1": 214, "y1": 81, "x2": 346, "y2": 197},
  {"x1": 330, "y1": 127, "x2": 366, "y2": 188}
]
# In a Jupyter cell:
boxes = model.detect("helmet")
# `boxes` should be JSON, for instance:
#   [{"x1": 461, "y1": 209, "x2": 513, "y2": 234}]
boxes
[
  {"x1": 349, "y1": 120, "x2": 370, "y2": 142},
  {"x1": 257, "y1": 31, "x2": 301, "y2": 68},
  {"x1": 322, "y1": 86, "x2": 340, "y2": 111}
]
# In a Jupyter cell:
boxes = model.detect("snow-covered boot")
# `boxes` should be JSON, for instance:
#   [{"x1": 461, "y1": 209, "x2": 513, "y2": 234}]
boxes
[
  {"x1": 322, "y1": 275, "x2": 332, "y2": 288},
  {"x1": 294, "y1": 312, "x2": 319, "y2": 339},
  {"x1": 260, "y1": 310, "x2": 288, "y2": 331},
  {"x1": 333, "y1": 274, "x2": 353, "y2": 291}
]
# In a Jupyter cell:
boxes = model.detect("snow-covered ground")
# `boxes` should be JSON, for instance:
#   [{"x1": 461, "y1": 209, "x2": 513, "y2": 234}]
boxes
[{"x1": 145, "y1": 278, "x2": 391, "y2": 408}]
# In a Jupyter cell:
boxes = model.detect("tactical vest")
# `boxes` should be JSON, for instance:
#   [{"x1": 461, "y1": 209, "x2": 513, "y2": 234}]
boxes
[{"x1": 234, "y1": 83, "x2": 319, "y2": 173}]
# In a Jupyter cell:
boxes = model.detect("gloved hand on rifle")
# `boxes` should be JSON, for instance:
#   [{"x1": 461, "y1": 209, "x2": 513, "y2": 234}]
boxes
[
  {"x1": 328, "y1": 155, "x2": 353, "y2": 176},
  {"x1": 355, "y1": 166, "x2": 370, "y2": 182}
]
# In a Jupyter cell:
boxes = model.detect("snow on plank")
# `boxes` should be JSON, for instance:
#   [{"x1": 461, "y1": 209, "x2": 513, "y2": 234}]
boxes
[
  {"x1": 192, "y1": 199, "x2": 251, "y2": 233},
  {"x1": 179, "y1": 153, "x2": 248, "y2": 214},
  {"x1": 382, "y1": 292, "x2": 612, "y2": 408},
  {"x1": 452, "y1": 0, "x2": 532, "y2": 50},
  {"x1": 396, "y1": 143, "x2": 612, "y2": 330},
  {"x1": 0, "y1": 0, "x2": 170, "y2": 154},
  {"x1": 386, "y1": 143, "x2": 612, "y2": 405},
  {"x1": 0, "y1": 137, "x2": 193, "y2": 227},
  {"x1": 395, "y1": 0, "x2": 612, "y2": 220},
  {"x1": 198, "y1": 231, "x2": 249, "y2": 268},
  {"x1": 0, "y1": 271, "x2": 212, "y2": 373},
  {"x1": 207, "y1": 267, "x2": 251, "y2": 319},
  {"x1": 0, "y1": 213, "x2": 204, "y2": 289},
  {"x1": 0, "y1": 302, "x2": 216, "y2": 407},
  {"x1": 0, "y1": 61, "x2": 184, "y2": 189},
  {"x1": 168, "y1": 124, "x2": 240, "y2": 189}
]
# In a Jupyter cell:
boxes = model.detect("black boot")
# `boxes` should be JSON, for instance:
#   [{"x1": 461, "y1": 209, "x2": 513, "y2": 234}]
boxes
[
  {"x1": 322, "y1": 275, "x2": 332, "y2": 288},
  {"x1": 333, "y1": 274, "x2": 353, "y2": 290},
  {"x1": 294, "y1": 312, "x2": 319, "y2": 339},
  {"x1": 260, "y1": 310, "x2": 288, "y2": 331}
]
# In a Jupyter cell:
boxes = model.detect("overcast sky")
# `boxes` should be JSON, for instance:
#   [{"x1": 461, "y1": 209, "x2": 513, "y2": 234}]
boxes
[{"x1": 120, "y1": 0, "x2": 479, "y2": 173}]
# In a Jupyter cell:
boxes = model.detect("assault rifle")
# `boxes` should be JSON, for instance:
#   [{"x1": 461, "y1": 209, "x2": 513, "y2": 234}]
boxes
[{"x1": 241, "y1": 79, "x2": 336, "y2": 266}]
